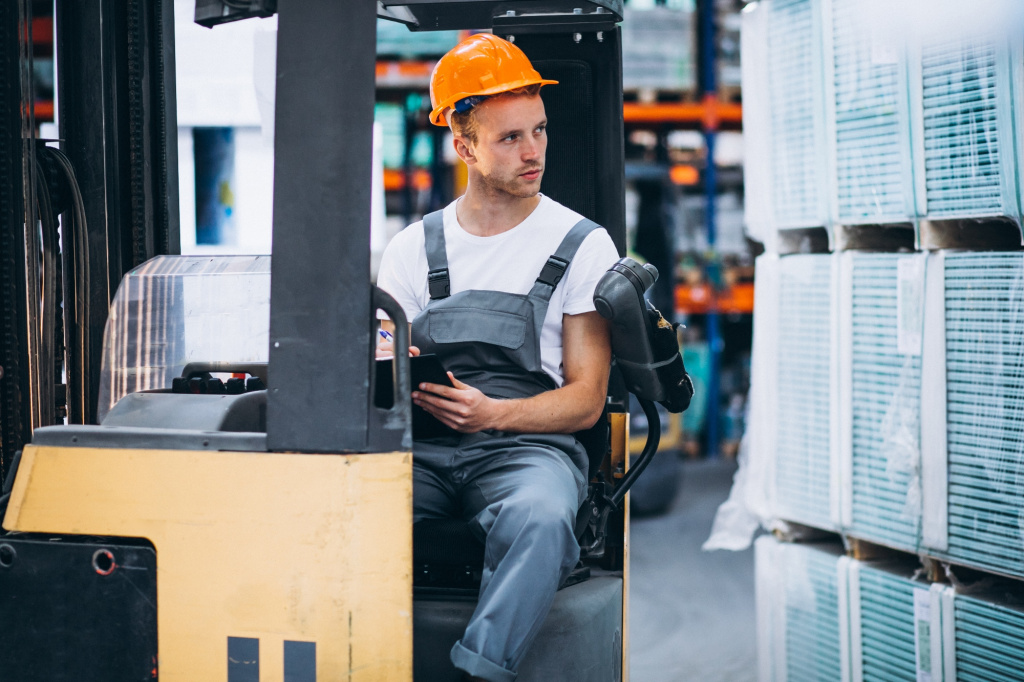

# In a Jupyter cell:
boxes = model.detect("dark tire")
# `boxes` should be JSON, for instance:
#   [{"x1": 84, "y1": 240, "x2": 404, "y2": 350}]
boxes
[{"x1": 629, "y1": 450, "x2": 682, "y2": 517}]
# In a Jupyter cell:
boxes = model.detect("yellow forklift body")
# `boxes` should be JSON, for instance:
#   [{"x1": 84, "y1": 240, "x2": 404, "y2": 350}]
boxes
[{"x1": 4, "y1": 445, "x2": 413, "y2": 682}]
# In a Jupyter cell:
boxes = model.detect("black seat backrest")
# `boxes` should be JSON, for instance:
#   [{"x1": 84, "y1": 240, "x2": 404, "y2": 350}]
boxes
[{"x1": 512, "y1": 30, "x2": 626, "y2": 256}]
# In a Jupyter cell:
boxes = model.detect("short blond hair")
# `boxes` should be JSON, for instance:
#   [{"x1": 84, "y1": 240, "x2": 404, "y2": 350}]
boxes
[{"x1": 449, "y1": 83, "x2": 543, "y2": 144}]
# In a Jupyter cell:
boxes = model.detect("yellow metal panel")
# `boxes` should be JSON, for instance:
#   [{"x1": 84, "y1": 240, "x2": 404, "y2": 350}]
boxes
[
  {"x1": 618, "y1": 414, "x2": 631, "y2": 682},
  {"x1": 4, "y1": 445, "x2": 412, "y2": 682},
  {"x1": 609, "y1": 412, "x2": 628, "y2": 479}
]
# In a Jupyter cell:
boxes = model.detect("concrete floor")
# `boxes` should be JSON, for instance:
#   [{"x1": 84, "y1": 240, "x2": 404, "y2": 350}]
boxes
[{"x1": 630, "y1": 458, "x2": 758, "y2": 682}]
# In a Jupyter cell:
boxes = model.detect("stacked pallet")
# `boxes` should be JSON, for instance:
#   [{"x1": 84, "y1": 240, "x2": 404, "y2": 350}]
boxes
[
  {"x1": 737, "y1": 1, "x2": 1024, "y2": 679},
  {"x1": 757, "y1": 536, "x2": 1024, "y2": 682}
]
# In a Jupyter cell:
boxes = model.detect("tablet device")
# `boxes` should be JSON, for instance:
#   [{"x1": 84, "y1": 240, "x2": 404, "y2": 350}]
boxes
[{"x1": 374, "y1": 354, "x2": 457, "y2": 439}]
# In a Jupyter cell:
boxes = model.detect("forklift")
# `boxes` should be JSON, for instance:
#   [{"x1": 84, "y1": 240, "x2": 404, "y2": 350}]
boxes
[{"x1": 0, "y1": 1, "x2": 691, "y2": 680}]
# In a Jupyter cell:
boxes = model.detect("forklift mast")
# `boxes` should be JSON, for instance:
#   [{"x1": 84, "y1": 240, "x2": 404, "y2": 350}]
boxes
[{"x1": 0, "y1": 0, "x2": 179, "y2": 480}]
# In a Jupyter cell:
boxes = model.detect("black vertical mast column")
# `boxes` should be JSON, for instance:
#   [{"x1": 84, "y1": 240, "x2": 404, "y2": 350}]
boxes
[
  {"x1": 56, "y1": 0, "x2": 179, "y2": 424},
  {"x1": 0, "y1": 2, "x2": 27, "y2": 479},
  {"x1": 267, "y1": 0, "x2": 378, "y2": 452}
]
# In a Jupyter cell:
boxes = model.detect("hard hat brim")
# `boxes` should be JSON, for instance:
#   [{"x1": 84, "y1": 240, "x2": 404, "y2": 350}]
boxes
[{"x1": 429, "y1": 77, "x2": 559, "y2": 127}]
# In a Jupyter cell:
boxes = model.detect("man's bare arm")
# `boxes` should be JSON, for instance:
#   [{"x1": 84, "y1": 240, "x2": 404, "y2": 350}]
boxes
[{"x1": 413, "y1": 311, "x2": 611, "y2": 434}]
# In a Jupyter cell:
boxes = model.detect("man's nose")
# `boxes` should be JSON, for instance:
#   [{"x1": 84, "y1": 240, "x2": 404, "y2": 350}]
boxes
[{"x1": 522, "y1": 136, "x2": 541, "y2": 162}]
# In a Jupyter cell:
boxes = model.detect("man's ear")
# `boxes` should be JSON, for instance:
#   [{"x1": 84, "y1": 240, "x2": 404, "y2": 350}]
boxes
[{"x1": 452, "y1": 134, "x2": 477, "y2": 166}]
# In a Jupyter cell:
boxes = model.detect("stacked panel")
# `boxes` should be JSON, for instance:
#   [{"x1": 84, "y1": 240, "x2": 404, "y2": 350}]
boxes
[
  {"x1": 741, "y1": 1, "x2": 774, "y2": 248},
  {"x1": 785, "y1": 547, "x2": 843, "y2": 680},
  {"x1": 755, "y1": 537, "x2": 845, "y2": 682},
  {"x1": 942, "y1": 252, "x2": 1024, "y2": 577},
  {"x1": 828, "y1": 0, "x2": 915, "y2": 226},
  {"x1": 955, "y1": 590, "x2": 1024, "y2": 681},
  {"x1": 765, "y1": 0, "x2": 830, "y2": 231},
  {"x1": 847, "y1": 254, "x2": 922, "y2": 551},
  {"x1": 757, "y1": 540, "x2": 1024, "y2": 682},
  {"x1": 776, "y1": 255, "x2": 835, "y2": 530},
  {"x1": 621, "y1": 7, "x2": 695, "y2": 92},
  {"x1": 916, "y1": 38, "x2": 1021, "y2": 225},
  {"x1": 855, "y1": 564, "x2": 921, "y2": 681}
]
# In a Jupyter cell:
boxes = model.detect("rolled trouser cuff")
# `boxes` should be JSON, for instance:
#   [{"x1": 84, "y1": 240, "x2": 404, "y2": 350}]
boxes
[{"x1": 451, "y1": 640, "x2": 517, "y2": 682}]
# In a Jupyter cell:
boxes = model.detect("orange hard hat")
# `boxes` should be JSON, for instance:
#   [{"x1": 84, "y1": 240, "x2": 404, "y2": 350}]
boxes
[{"x1": 429, "y1": 33, "x2": 558, "y2": 126}]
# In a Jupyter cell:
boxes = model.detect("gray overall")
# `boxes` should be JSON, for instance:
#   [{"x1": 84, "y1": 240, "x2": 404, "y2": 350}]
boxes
[{"x1": 411, "y1": 209, "x2": 599, "y2": 682}]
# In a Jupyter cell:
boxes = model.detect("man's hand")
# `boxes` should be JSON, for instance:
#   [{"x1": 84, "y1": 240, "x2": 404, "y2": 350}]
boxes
[
  {"x1": 376, "y1": 322, "x2": 420, "y2": 359},
  {"x1": 413, "y1": 372, "x2": 508, "y2": 433},
  {"x1": 406, "y1": 311, "x2": 610, "y2": 435},
  {"x1": 375, "y1": 337, "x2": 421, "y2": 359}
]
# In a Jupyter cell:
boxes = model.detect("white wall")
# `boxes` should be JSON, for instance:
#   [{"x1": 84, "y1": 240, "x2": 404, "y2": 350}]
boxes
[
  {"x1": 178, "y1": 126, "x2": 275, "y2": 255},
  {"x1": 174, "y1": 0, "x2": 385, "y2": 265}
]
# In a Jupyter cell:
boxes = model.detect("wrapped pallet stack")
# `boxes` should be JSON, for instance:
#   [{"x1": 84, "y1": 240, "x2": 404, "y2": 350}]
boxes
[{"x1": 732, "y1": 0, "x2": 1024, "y2": 679}]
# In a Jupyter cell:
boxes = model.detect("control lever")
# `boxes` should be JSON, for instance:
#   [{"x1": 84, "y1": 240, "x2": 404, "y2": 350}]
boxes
[
  {"x1": 371, "y1": 286, "x2": 413, "y2": 450},
  {"x1": 584, "y1": 258, "x2": 694, "y2": 531}
]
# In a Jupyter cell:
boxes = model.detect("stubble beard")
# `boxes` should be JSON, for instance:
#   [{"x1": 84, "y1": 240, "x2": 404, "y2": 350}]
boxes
[{"x1": 480, "y1": 164, "x2": 544, "y2": 200}]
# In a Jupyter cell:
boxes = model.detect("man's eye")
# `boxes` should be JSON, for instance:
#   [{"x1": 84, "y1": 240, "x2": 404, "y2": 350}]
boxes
[{"x1": 504, "y1": 134, "x2": 518, "y2": 142}]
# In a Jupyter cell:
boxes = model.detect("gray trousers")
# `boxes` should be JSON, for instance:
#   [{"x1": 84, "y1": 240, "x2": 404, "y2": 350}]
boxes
[{"x1": 414, "y1": 431, "x2": 589, "y2": 682}]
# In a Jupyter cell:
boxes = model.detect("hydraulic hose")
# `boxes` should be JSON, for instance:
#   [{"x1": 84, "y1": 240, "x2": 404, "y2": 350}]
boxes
[{"x1": 609, "y1": 397, "x2": 661, "y2": 509}]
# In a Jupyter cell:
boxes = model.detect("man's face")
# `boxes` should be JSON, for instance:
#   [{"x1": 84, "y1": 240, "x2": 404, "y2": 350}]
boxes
[{"x1": 461, "y1": 94, "x2": 547, "y2": 199}]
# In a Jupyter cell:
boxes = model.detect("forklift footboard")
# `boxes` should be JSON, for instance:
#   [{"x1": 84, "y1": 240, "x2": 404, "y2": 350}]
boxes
[{"x1": 413, "y1": 575, "x2": 623, "y2": 682}]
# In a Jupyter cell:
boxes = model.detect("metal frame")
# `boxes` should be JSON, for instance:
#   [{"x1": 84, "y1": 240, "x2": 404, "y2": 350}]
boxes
[
  {"x1": 56, "y1": 0, "x2": 180, "y2": 424},
  {"x1": 380, "y1": 0, "x2": 623, "y2": 32},
  {"x1": 0, "y1": 2, "x2": 26, "y2": 481},
  {"x1": 266, "y1": 0, "x2": 386, "y2": 453},
  {"x1": 698, "y1": 0, "x2": 720, "y2": 458}
]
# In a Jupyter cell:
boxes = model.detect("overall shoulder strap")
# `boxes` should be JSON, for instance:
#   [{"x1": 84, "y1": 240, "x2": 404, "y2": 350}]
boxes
[
  {"x1": 529, "y1": 218, "x2": 601, "y2": 301},
  {"x1": 422, "y1": 209, "x2": 450, "y2": 300}
]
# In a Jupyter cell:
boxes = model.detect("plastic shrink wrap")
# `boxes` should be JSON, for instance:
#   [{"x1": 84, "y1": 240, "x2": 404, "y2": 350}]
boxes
[
  {"x1": 711, "y1": 0, "x2": 1024, "y2": 562},
  {"x1": 953, "y1": 586, "x2": 1024, "y2": 681},
  {"x1": 825, "y1": 0, "x2": 917, "y2": 229},
  {"x1": 741, "y1": 0, "x2": 1024, "y2": 250},
  {"x1": 924, "y1": 252, "x2": 1024, "y2": 579},
  {"x1": 754, "y1": 536, "x2": 847, "y2": 682},
  {"x1": 850, "y1": 561, "x2": 951, "y2": 682},
  {"x1": 739, "y1": 1, "x2": 776, "y2": 251},
  {"x1": 773, "y1": 254, "x2": 839, "y2": 531},
  {"x1": 757, "y1": 535, "x2": 1024, "y2": 682},
  {"x1": 909, "y1": 1, "x2": 1024, "y2": 240},
  {"x1": 841, "y1": 253, "x2": 925, "y2": 553},
  {"x1": 705, "y1": 254, "x2": 781, "y2": 550},
  {"x1": 763, "y1": 0, "x2": 830, "y2": 234},
  {"x1": 97, "y1": 255, "x2": 271, "y2": 421},
  {"x1": 706, "y1": 252, "x2": 839, "y2": 549}
]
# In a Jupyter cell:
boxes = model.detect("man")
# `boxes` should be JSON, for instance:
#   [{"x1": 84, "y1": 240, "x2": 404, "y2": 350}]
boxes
[{"x1": 376, "y1": 33, "x2": 619, "y2": 682}]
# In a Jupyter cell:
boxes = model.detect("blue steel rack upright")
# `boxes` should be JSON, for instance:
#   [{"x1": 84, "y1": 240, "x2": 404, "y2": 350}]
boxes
[{"x1": 698, "y1": 0, "x2": 721, "y2": 459}]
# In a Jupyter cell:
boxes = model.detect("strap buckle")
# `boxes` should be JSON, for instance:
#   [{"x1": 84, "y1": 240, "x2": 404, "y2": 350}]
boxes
[
  {"x1": 536, "y1": 256, "x2": 569, "y2": 288},
  {"x1": 428, "y1": 268, "x2": 450, "y2": 299}
]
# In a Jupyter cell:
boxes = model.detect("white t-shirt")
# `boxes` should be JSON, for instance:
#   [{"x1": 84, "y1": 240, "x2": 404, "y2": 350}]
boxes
[{"x1": 377, "y1": 195, "x2": 620, "y2": 385}]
